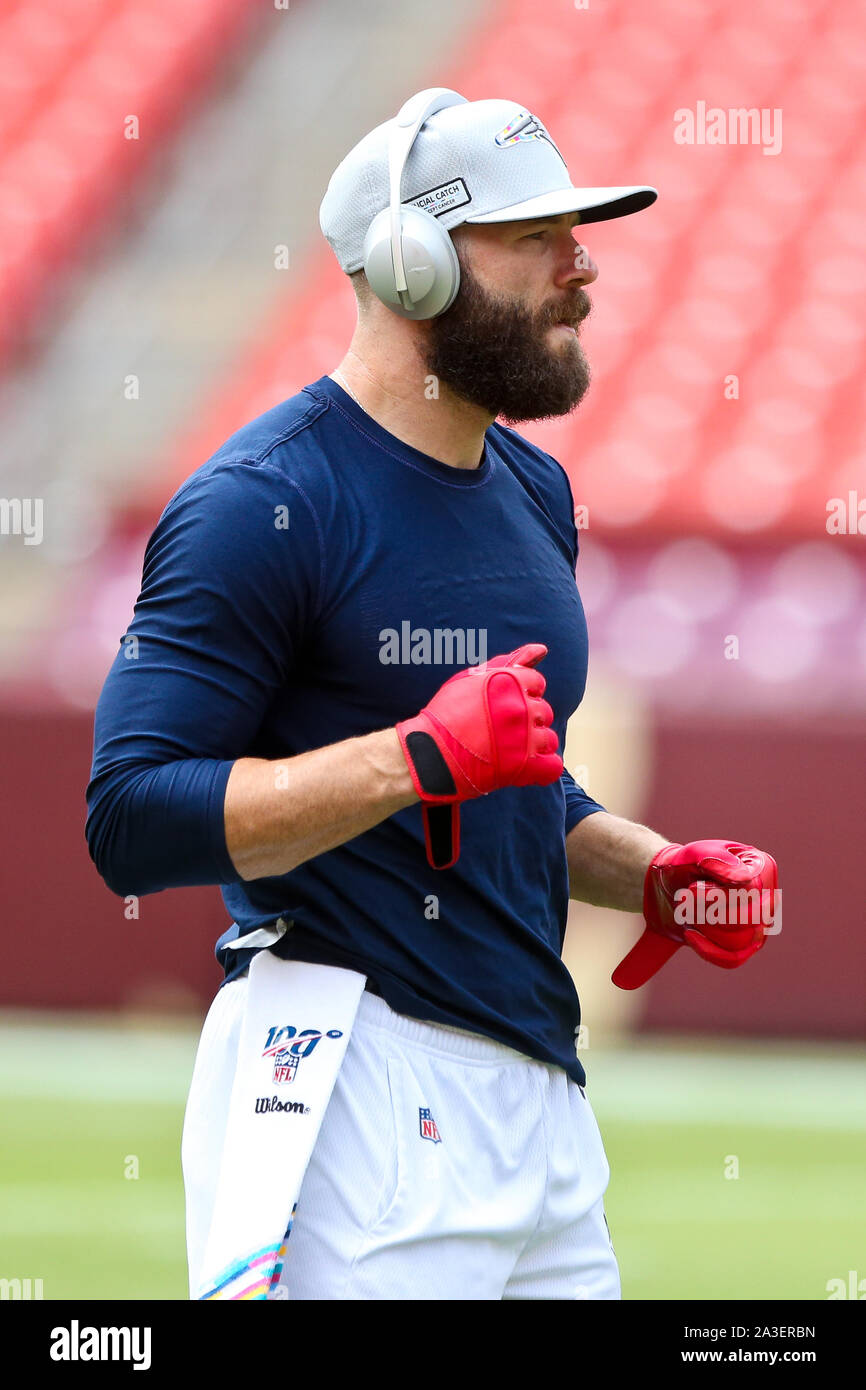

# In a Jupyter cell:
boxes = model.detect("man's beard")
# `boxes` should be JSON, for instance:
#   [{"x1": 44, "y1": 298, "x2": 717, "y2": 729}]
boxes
[{"x1": 422, "y1": 252, "x2": 593, "y2": 425}]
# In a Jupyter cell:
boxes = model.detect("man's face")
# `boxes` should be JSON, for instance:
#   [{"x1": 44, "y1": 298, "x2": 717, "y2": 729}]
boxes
[{"x1": 423, "y1": 214, "x2": 598, "y2": 425}]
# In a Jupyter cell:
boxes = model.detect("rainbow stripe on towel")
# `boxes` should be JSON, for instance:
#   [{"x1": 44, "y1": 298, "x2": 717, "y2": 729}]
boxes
[{"x1": 200, "y1": 1206, "x2": 297, "y2": 1301}]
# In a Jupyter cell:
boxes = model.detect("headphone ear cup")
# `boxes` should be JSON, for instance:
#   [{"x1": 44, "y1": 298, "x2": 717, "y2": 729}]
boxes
[{"x1": 363, "y1": 205, "x2": 460, "y2": 320}]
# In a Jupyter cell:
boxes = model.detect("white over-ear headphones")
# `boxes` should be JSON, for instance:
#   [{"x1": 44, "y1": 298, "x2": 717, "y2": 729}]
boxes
[{"x1": 363, "y1": 88, "x2": 468, "y2": 320}]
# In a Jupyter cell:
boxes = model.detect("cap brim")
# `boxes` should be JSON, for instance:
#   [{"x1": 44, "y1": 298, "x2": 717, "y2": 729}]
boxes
[{"x1": 464, "y1": 184, "x2": 657, "y2": 227}]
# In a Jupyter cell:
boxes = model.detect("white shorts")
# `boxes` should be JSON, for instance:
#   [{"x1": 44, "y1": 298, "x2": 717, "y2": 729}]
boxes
[{"x1": 182, "y1": 974, "x2": 620, "y2": 1301}]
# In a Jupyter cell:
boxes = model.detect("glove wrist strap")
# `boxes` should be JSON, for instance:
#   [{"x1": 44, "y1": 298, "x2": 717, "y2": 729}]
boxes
[{"x1": 397, "y1": 721, "x2": 460, "y2": 870}]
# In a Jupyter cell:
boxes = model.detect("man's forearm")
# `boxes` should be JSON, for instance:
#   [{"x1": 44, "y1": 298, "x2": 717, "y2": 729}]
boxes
[
  {"x1": 566, "y1": 810, "x2": 670, "y2": 912},
  {"x1": 224, "y1": 727, "x2": 418, "y2": 880}
]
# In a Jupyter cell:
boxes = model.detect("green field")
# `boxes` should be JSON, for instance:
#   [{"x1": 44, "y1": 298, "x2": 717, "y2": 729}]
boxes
[{"x1": 0, "y1": 1015, "x2": 863, "y2": 1301}]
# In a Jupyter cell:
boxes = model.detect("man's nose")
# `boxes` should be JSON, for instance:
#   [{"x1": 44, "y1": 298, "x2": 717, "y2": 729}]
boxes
[{"x1": 569, "y1": 243, "x2": 598, "y2": 286}]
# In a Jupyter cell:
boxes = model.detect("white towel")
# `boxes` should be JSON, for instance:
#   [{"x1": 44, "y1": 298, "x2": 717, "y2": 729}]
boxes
[{"x1": 195, "y1": 944, "x2": 366, "y2": 1300}]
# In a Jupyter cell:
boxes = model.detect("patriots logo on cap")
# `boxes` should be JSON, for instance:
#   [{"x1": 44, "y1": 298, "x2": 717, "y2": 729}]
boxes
[{"x1": 494, "y1": 109, "x2": 565, "y2": 163}]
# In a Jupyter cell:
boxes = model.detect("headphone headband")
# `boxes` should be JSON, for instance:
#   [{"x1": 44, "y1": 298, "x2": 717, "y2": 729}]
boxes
[
  {"x1": 387, "y1": 90, "x2": 467, "y2": 303},
  {"x1": 361, "y1": 89, "x2": 467, "y2": 319}
]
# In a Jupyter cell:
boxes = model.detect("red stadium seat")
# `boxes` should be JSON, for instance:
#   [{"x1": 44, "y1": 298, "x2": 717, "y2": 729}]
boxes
[{"x1": 0, "y1": 0, "x2": 263, "y2": 363}]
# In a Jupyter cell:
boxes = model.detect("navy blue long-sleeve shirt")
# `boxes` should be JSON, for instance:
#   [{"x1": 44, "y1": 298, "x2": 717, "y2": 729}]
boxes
[{"x1": 86, "y1": 375, "x2": 605, "y2": 1084}]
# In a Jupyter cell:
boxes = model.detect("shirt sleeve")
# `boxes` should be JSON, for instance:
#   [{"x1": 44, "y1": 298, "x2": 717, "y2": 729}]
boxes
[
  {"x1": 561, "y1": 765, "x2": 606, "y2": 837},
  {"x1": 85, "y1": 459, "x2": 323, "y2": 897}
]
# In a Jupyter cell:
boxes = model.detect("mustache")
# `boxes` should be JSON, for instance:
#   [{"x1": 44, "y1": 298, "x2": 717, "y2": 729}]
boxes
[{"x1": 546, "y1": 289, "x2": 592, "y2": 329}]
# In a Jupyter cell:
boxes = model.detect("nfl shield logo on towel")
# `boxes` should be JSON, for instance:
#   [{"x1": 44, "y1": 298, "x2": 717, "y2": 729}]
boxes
[
  {"x1": 271, "y1": 1048, "x2": 299, "y2": 1085},
  {"x1": 419, "y1": 1107, "x2": 441, "y2": 1143}
]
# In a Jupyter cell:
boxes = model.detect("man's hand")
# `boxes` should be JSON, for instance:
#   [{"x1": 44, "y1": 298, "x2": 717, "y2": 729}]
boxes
[
  {"x1": 396, "y1": 643, "x2": 563, "y2": 869},
  {"x1": 612, "y1": 840, "x2": 779, "y2": 989}
]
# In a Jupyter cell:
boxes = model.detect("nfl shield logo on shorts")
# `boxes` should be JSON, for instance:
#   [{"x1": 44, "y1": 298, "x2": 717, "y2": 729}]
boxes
[{"x1": 418, "y1": 1107, "x2": 441, "y2": 1143}]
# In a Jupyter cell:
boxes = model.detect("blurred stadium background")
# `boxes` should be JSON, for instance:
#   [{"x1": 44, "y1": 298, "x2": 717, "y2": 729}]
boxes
[{"x1": 1, "y1": 0, "x2": 864, "y2": 1301}]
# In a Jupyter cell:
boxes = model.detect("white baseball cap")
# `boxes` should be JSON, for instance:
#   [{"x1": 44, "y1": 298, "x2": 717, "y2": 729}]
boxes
[{"x1": 319, "y1": 94, "x2": 657, "y2": 275}]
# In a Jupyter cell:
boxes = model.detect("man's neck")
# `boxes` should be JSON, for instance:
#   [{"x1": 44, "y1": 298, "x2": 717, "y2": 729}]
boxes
[{"x1": 330, "y1": 351, "x2": 493, "y2": 471}]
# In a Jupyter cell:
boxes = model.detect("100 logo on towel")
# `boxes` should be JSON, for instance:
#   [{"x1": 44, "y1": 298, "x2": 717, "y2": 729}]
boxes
[{"x1": 262, "y1": 1025, "x2": 345, "y2": 1085}]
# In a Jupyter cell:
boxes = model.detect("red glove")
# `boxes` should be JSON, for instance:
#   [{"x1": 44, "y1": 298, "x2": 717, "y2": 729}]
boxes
[
  {"x1": 612, "y1": 840, "x2": 779, "y2": 989},
  {"x1": 396, "y1": 643, "x2": 563, "y2": 869}
]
